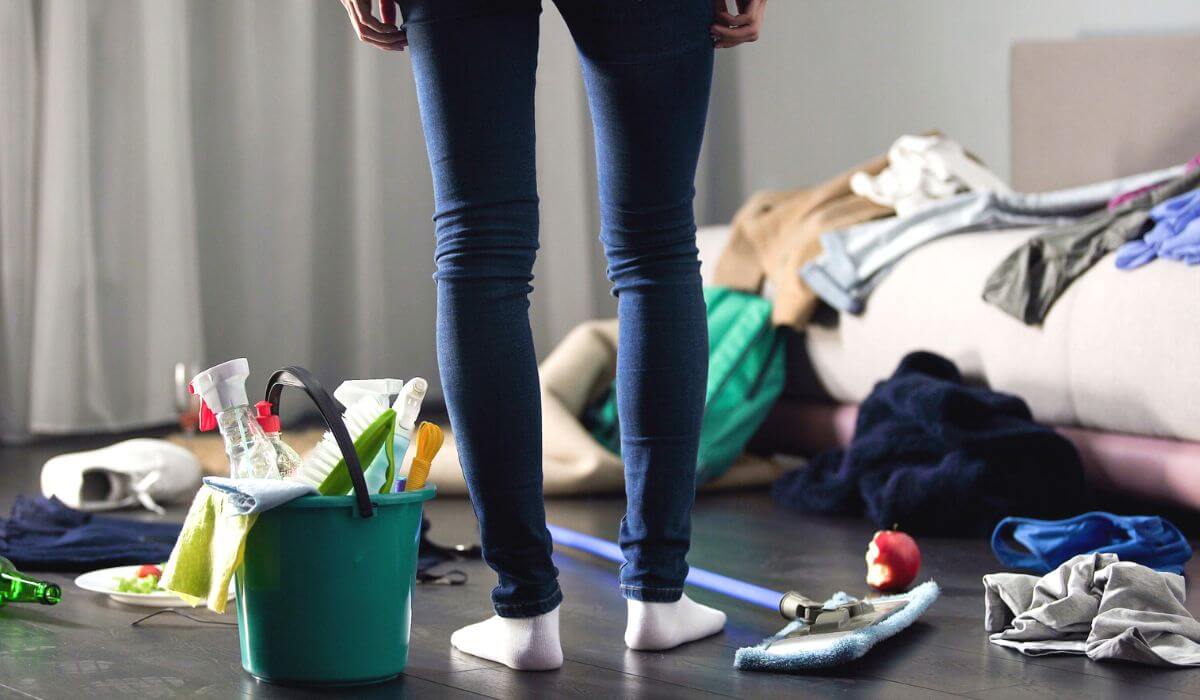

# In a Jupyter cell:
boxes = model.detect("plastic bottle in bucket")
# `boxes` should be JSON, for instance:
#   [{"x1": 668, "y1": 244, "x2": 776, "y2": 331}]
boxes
[
  {"x1": 390, "y1": 379, "x2": 427, "y2": 492},
  {"x1": 255, "y1": 401, "x2": 302, "y2": 479},
  {"x1": 190, "y1": 358, "x2": 279, "y2": 479}
]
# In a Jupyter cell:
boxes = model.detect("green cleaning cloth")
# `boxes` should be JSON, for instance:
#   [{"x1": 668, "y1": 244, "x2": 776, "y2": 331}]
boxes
[{"x1": 161, "y1": 487, "x2": 256, "y2": 614}]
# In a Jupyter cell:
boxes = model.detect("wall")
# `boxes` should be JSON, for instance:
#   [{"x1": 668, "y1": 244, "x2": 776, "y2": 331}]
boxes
[{"x1": 718, "y1": 0, "x2": 1200, "y2": 216}]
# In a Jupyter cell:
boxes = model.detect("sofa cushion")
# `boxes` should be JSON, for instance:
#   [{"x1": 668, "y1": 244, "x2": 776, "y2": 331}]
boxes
[{"x1": 805, "y1": 227, "x2": 1200, "y2": 441}]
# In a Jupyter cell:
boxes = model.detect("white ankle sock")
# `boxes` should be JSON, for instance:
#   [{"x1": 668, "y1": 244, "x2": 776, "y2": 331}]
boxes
[
  {"x1": 450, "y1": 606, "x2": 563, "y2": 671},
  {"x1": 624, "y1": 594, "x2": 727, "y2": 651}
]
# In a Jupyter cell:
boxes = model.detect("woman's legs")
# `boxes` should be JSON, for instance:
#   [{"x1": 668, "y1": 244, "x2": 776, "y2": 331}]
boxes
[
  {"x1": 402, "y1": 1, "x2": 565, "y2": 671},
  {"x1": 555, "y1": 0, "x2": 724, "y2": 648},
  {"x1": 402, "y1": 1, "x2": 561, "y2": 620},
  {"x1": 556, "y1": 0, "x2": 714, "y2": 602},
  {"x1": 403, "y1": 0, "x2": 721, "y2": 667}
]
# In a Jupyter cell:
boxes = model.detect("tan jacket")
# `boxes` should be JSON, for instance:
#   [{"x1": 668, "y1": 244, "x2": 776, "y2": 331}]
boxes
[{"x1": 713, "y1": 155, "x2": 893, "y2": 329}]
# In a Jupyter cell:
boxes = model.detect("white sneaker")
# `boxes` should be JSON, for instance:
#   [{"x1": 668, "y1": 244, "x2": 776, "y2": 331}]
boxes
[{"x1": 40, "y1": 438, "x2": 202, "y2": 514}]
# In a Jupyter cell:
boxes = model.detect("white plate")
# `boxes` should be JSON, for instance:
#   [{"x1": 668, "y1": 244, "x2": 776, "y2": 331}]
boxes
[{"x1": 74, "y1": 566, "x2": 236, "y2": 608}]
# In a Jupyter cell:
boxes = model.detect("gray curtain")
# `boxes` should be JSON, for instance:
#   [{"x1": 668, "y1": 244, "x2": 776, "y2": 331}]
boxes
[
  {"x1": 2, "y1": 0, "x2": 203, "y2": 439},
  {"x1": 0, "y1": 0, "x2": 39, "y2": 439}
]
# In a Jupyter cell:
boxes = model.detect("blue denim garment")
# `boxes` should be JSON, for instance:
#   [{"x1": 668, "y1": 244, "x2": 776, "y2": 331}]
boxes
[
  {"x1": 0, "y1": 496, "x2": 180, "y2": 571},
  {"x1": 992, "y1": 512, "x2": 1193, "y2": 575},
  {"x1": 398, "y1": 0, "x2": 714, "y2": 616}
]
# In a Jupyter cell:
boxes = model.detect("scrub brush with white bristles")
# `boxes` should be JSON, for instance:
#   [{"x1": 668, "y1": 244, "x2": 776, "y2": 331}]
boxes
[{"x1": 295, "y1": 396, "x2": 396, "y2": 496}]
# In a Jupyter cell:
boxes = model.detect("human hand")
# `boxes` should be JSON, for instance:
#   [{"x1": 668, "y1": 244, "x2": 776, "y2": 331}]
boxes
[
  {"x1": 711, "y1": 0, "x2": 767, "y2": 49},
  {"x1": 338, "y1": 0, "x2": 408, "y2": 52}
]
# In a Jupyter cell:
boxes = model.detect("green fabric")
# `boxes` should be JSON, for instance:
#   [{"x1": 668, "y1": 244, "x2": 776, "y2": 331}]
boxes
[
  {"x1": 161, "y1": 488, "x2": 255, "y2": 613},
  {"x1": 586, "y1": 286, "x2": 785, "y2": 484}
]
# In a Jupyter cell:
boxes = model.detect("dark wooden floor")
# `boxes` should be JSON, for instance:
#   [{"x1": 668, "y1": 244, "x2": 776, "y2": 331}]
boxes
[{"x1": 2, "y1": 433, "x2": 1199, "y2": 699}]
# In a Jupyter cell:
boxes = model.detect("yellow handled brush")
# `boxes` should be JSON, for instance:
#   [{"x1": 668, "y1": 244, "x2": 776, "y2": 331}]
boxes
[{"x1": 404, "y1": 422, "x2": 443, "y2": 491}]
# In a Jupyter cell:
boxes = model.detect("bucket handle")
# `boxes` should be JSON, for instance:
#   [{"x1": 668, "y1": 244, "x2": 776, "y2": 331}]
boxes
[{"x1": 263, "y1": 366, "x2": 375, "y2": 519}]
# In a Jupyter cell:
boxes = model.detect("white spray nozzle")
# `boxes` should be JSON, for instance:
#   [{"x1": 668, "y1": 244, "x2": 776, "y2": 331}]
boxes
[
  {"x1": 189, "y1": 358, "x2": 251, "y2": 413},
  {"x1": 334, "y1": 378, "x2": 405, "y2": 408},
  {"x1": 393, "y1": 377, "x2": 427, "y2": 430}
]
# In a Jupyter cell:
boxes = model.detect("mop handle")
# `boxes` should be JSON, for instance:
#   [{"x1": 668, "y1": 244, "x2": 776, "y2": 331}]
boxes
[{"x1": 547, "y1": 524, "x2": 785, "y2": 611}]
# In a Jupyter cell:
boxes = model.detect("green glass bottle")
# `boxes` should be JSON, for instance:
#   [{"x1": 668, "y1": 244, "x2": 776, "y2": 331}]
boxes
[{"x1": 0, "y1": 556, "x2": 61, "y2": 606}]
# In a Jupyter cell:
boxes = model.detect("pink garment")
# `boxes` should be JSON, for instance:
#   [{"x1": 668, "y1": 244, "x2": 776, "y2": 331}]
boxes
[
  {"x1": 1108, "y1": 153, "x2": 1200, "y2": 210},
  {"x1": 758, "y1": 399, "x2": 1200, "y2": 511}
]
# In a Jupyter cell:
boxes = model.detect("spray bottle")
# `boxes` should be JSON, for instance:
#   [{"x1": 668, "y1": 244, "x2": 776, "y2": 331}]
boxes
[
  {"x1": 254, "y1": 401, "x2": 302, "y2": 480},
  {"x1": 391, "y1": 378, "x2": 427, "y2": 493},
  {"x1": 334, "y1": 378, "x2": 405, "y2": 409},
  {"x1": 190, "y1": 358, "x2": 279, "y2": 480}
]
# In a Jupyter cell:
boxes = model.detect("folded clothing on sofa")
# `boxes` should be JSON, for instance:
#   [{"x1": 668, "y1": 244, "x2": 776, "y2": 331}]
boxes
[
  {"x1": 712, "y1": 132, "x2": 1007, "y2": 330},
  {"x1": 801, "y1": 164, "x2": 1186, "y2": 316},
  {"x1": 850, "y1": 133, "x2": 1010, "y2": 218},
  {"x1": 711, "y1": 154, "x2": 892, "y2": 329},
  {"x1": 984, "y1": 166, "x2": 1200, "y2": 323}
]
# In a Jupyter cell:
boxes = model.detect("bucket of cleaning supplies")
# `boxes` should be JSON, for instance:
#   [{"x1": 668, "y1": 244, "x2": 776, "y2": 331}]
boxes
[{"x1": 235, "y1": 366, "x2": 435, "y2": 686}]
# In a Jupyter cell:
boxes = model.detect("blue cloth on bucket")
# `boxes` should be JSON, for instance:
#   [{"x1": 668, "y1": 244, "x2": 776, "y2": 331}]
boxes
[
  {"x1": 992, "y1": 511, "x2": 1192, "y2": 575},
  {"x1": 201, "y1": 477, "x2": 316, "y2": 516},
  {"x1": 772, "y1": 352, "x2": 1087, "y2": 536},
  {"x1": 0, "y1": 495, "x2": 180, "y2": 572},
  {"x1": 734, "y1": 581, "x2": 940, "y2": 671}
]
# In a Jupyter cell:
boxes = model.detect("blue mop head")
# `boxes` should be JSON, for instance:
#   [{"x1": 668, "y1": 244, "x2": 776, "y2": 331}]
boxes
[{"x1": 734, "y1": 580, "x2": 940, "y2": 672}]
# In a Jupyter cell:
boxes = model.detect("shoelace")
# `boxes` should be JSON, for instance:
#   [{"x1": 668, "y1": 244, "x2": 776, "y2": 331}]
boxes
[{"x1": 132, "y1": 471, "x2": 165, "y2": 515}]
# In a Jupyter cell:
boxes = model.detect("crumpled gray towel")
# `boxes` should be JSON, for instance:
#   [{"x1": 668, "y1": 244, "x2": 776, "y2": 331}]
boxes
[{"x1": 983, "y1": 553, "x2": 1200, "y2": 666}]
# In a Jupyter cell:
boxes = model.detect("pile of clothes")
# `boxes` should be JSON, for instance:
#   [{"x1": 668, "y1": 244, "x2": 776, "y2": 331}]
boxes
[
  {"x1": 982, "y1": 513, "x2": 1196, "y2": 668},
  {"x1": 711, "y1": 134, "x2": 1200, "y2": 536},
  {"x1": 771, "y1": 351, "x2": 1087, "y2": 536},
  {"x1": 985, "y1": 553, "x2": 1200, "y2": 667},
  {"x1": 715, "y1": 134, "x2": 1200, "y2": 327}
]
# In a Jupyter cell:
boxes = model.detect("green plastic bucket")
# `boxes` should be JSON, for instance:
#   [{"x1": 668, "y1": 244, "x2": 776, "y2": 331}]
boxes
[
  {"x1": 233, "y1": 365, "x2": 437, "y2": 685},
  {"x1": 235, "y1": 488, "x2": 435, "y2": 685}
]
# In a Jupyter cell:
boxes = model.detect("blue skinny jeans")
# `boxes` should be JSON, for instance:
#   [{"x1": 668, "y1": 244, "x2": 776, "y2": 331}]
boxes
[{"x1": 399, "y1": 0, "x2": 714, "y2": 617}]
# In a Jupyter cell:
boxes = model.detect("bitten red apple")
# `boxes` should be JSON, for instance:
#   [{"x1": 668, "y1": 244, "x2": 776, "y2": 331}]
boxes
[{"x1": 865, "y1": 529, "x2": 920, "y2": 592}]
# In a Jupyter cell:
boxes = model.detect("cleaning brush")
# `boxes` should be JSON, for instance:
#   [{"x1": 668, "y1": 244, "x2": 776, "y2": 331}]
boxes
[
  {"x1": 296, "y1": 396, "x2": 396, "y2": 496},
  {"x1": 403, "y1": 422, "x2": 443, "y2": 491},
  {"x1": 340, "y1": 396, "x2": 398, "y2": 494}
]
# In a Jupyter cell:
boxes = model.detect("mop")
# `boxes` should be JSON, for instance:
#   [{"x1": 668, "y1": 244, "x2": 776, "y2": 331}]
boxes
[{"x1": 548, "y1": 524, "x2": 939, "y2": 672}]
